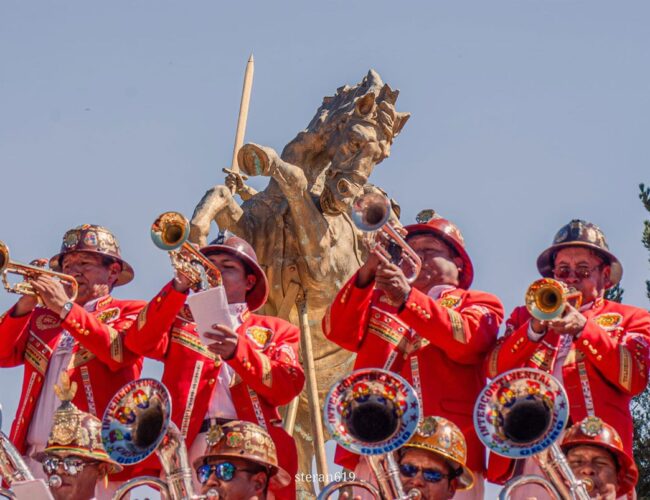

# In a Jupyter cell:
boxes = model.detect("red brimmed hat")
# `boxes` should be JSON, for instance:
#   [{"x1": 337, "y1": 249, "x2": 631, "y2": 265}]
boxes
[
  {"x1": 537, "y1": 219, "x2": 622, "y2": 288},
  {"x1": 49, "y1": 225, "x2": 134, "y2": 286},
  {"x1": 561, "y1": 416, "x2": 638, "y2": 497},
  {"x1": 200, "y1": 233, "x2": 269, "y2": 312},
  {"x1": 404, "y1": 210, "x2": 474, "y2": 289}
]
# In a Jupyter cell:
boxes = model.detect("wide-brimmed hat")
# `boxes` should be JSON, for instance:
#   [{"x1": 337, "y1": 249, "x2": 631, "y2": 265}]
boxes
[
  {"x1": 34, "y1": 373, "x2": 123, "y2": 473},
  {"x1": 192, "y1": 420, "x2": 291, "y2": 488},
  {"x1": 49, "y1": 224, "x2": 134, "y2": 286},
  {"x1": 200, "y1": 234, "x2": 269, "y2": 312},
  {"x1": 404, "y1": 210, "x2": 474, "y2": 289},
  {"x1": 402, "y1": 416, "x2": 474, "y2": 491},
  {"x1": 536, "y1": 219, "x2": 622, "y2": 288},
  {"x1": 561, "y1": 416, "x2": 638, "y2": 497}
]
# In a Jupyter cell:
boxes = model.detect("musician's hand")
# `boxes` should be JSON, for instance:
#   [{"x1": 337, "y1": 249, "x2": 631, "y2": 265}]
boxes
[
  {"x1": 530, "y1": 318, "x2": 547, "y2": 335},
  {"x1": 172, "y1": 272, "x2": 193, "y2": 293},
  {"x1": 29, "y1": 275, "x2": 70, "y2": 316},
  {"x1": 545, "y1": 304, "x2": 586, "y2": 337},
  {"x1": 204, "y1": 324, "x2": 239, "y2": 360},
  {"x1": 356, "y1": 251, "x2": 382, "y2": 288},
  {"x1": 375, "y1": 261, "x2": 411, "y2": 307},
  {"x1": 13, "y1": 293, "x2": 39, "y2": 317},
  {"x1": 594, "y1": 484, "x2": 617, "y2": 500}
]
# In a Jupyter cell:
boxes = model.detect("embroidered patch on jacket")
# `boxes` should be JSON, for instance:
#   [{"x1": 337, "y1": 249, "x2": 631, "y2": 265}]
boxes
[
  {"x1": 69, "y1": 347, "x2": 96, "y2": 368},
  {"x1": 25, "y1": 342, "x2": 48, "y2": 375},
  {"x1": 619, "y1": 345, "x2": 633, "y2": 391},
  {"x1": 368, "y1": 306, "x2": 409, "y2": 347},
  {"x1": 439, "y1": 295, "x2": 462, "y2": 309},
  {"x1": 137, "y1": 304, "x2": 148, "y2": 331},
  {"x1": 35, "y1": 313, "x2": 61, "y2": 330},
  {"x1": 96, "y1": 307, "x2": 120, "y2": 324},
  {"x1": 447, "y1": 309, "x2": 467, "y2": 344},
  {"x1": 96, "y1": 296, "x2": 113, "y2": 310},
  {"x1": 246, "y1": 326, "x2": 274, "y2": 349},
  {"x1": 594, "y1": 313, "x2": 623, "y2": 331},
  {"x1": 171, "y1": 327, "x2": 212, "y2": 358}
]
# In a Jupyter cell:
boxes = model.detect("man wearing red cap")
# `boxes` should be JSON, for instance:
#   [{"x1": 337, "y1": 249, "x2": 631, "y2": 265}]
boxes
[
  {"x1": 562, "y1": 416, "x2": 638, "y2": 500},
  {"x1": 0, "y1": 225, "x2": 146, "y2": 495},
  {"x1": 324, "y1": 210, "x2": 504, "y2": 499},
  {"x1": 124, "y1": 233, "x2": 304, "y2": 499},
  {"x1": 485, "y1": 220, "x2": 650, "y2": 495}
]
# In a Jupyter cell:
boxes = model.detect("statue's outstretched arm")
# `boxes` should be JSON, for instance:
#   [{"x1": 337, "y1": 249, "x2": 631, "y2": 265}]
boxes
[{"x1": 189, "y1": 185, "x2": 245, "y2": 246}]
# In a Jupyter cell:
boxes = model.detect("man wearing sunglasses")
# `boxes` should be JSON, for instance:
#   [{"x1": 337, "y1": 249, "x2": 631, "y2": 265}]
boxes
[
  {"x1": 192, "y1": 420, "x2": 291, "y2": 500},
  {"x1": 34, "y1": 373, "x2": 123, "y2": 500},
  {"x1": 397, "y1": 416, "x2": 474, "y2": 500},
  {"x1": 325, "y1": 210, "x2": 504, "y2": 499},
  {"x1": 124, "y1": 234, "x2": 303, "y2": 498},
  {"x1": 485, "y1": 220, "x2": 650, "y2": 494}
]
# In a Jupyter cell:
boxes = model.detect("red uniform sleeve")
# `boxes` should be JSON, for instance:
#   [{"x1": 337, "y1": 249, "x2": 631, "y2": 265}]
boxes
[
  {"x1": 228, "y1": 319, "x2": 305, "y2": 406},
  {"x1": 0, "y1": 306, "x2": 32, "y2": 367},
  {"x1": 322, "y1": 271, "x2": 375, "y2": 352},
  {"x1": 576, "y1": 307, "x2": 650, "y2": 395},
  {"x1": 124, "y1": 281, "x2": 188, "y2": 360},
  {"x1": 397, "y1": 288, "x2": 504, "y2": 365},
  {"x1": 62, "y1": 300, "x2": 145, "y2": 372}
]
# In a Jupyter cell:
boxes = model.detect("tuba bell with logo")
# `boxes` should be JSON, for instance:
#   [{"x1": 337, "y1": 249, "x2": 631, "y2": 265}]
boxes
[
  {"x1": 319, "y1": 368, "x2": 422, "y2": 499},
  {"x1": 101, "y1": 379, "x2": 212, "y2": 500},
  {"x1": 474, "y1": 368, "x2": 592, "y2": 499}
]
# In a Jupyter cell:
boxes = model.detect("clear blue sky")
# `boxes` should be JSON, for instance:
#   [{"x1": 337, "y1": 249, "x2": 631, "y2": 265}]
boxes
[{"x1": 2, "y1": 2, "x2": 650, "y2": 497}]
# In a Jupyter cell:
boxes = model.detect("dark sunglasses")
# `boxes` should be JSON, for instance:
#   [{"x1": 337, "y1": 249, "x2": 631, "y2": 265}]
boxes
[
  {"x1": 196, "y1": 461, "x2": 264, "y2": 484},
  {"x1": 399, "y1": 463, "x2": 454, "y2": 483},
  {"x1": 553, "y1": 264, "x2": 602, "y2": 280}
]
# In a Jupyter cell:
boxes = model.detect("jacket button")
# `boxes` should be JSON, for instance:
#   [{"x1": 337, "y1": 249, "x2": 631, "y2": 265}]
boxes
[{"x1": 208, "y1": 378, "x2": 215, "y2": 385}]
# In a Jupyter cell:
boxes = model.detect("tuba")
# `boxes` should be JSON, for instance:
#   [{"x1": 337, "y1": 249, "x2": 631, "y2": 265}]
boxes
[
  {"x1": 151, "y1": 212, "x2": 222, "y2": 291},
  {"x1": 0, "y1": 406, "x2": 34, "y2": 499},
  {"x1": 319, "y1": 369, "x2": 422, "y2": 500},
  {"x1": 474, "y1": 368, "x2": 591, "y2": 500},
  {"x1": 0, "y1": 241, "x2": 78, "y2": 302},
  {"x1": 525, "y1": 278, "x2": 582, "y2": 321},
  {"x1": 101, "y1": 379, "x2": 211, "y2": 500},
  {"x1": 351, "y1": 192, "x2": 422, "y2": 283}
]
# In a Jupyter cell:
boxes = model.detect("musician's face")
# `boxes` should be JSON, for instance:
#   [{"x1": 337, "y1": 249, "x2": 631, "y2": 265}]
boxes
[
  {"x1": 205, "y1": 253, "x2": 256, "y2": 305},
  {"x1": 199, "y1": 457, "x2": 269, "y2": 500},
  {"x1": 567, "y1": 445, "x2": 618, "y2": 497},
  {"x1": 46, "y1": 455, "x2": 103, "y2": 500},
  {"x1": 553, "y1": 248, "x2": 610, "y2": 304},
  {"x1": 398, "y1": 448, "x2": 456, "y2": 500},
  {"x1": 407, "y1": 235, "x2": 462, "y2": 293},
  {"x1": 61, "y1": 252, "x2": 121, "y2": 305}
]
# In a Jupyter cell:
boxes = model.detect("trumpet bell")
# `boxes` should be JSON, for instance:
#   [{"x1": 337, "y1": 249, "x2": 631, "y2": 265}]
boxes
[
  {"x1": 473, "y1": 368, "x2": 569, "y2": 459},
  {"x1": 151, "y1": 211, "x2": 190, "y2": 251},
  {"x1": 0, "y1": 242, "x2": 8, "y2": 272},
  {"x1": 525, "y1": 278, "x2": 582, "y2": 321},
  {"x1": 101, "y1": 378, "x2": 171, "y2": 466},
  {"x1": 351, "y1": 192, "x2": 391, "y2": 231},
  {"x1": 323, "y1": 368, "x2": 420, "y2": 456}
]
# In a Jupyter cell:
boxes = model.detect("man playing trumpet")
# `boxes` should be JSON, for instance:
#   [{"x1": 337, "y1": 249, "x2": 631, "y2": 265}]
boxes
[
  {"x1": 0, "y1": 225, "x2": 146, "y2": 496},
  {"x1": 124, "y1": 231, "x2": 304, "y2": 498},
  {"x1": 485, "y1": 219, "x2": 650, "y2": 496},
  {"x1": 324, "y1": 210, "x2": 504, "y2": 499}
]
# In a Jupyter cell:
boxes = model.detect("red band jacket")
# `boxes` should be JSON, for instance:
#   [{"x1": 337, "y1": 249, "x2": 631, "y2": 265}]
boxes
[
  {"x1": 0, "y1": 296, "x2": 144, "y2": 458},
  {"x1": 484, "y1": 298, "x2": 650, "y2": 484},
  {"x1": 124, "y1": 282, "x2": 305, "y2": 499},
  {"x1": 323, "y1": 273, "x2": 504, "y2": 473}
]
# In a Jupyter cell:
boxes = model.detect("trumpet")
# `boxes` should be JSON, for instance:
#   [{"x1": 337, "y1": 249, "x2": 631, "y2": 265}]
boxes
[
  {"x1": 351, "y1": 192, "x2": 422, "y2": 283},
  {"x1": 474, "y1": 368, "x2": 591, "y2": 500},
  {"x1": 525, "y1": 278, "x2": 582, "y2": 321},
  {"x1": 0, "y1": 241, "x2": 78, "y2": 302},
  {"x1": 151, "y1": 212, "x2": 222, "y2": 291},
  {"x1": 319, "y1": 369, "x2": 422, "y2": 499}
]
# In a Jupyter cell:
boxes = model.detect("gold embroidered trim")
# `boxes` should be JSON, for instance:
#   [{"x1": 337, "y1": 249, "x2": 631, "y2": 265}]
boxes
[{"x1": 447, "y1": 309, "x2": 467, "y2": 344}]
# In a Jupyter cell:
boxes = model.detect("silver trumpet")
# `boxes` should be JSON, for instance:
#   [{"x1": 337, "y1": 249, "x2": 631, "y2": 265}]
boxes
[
  {"x1": 351, "y1": 192, "x2": 422, "y2": 283},
  {"x1": 319, "y1": 369, "x2": 422, "y2": 500},
  {"x1": 474, "y1": 368, "x2": 591, "y2": 500},
  {"x1": 101, "y1": 379, "x2": 209, "y2": 500}
]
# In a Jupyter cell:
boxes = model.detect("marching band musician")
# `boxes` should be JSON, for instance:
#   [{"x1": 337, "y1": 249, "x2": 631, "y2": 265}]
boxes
[
  {"x1": 124, "y1": 233, "x2": 304, "y2": 499},
  {"x1": 397, "y1": 416, "x2": 474, "y2": 500},
  {"x1": 485, "y1": 220, "x2": 650, "y2": 498},
  {"x1": 561, "y1": 417, "x2": 638, "y2": 500},
  {"x1": 35, "y1": 373, "x2": 123, "y2": 500},
  {"x1": 192, "y1": 420, "x2": 291, "y2": 500},
  {"x1": 0, "y1": 225, "x2": 147, "y2": 497},
  {"x1": 323, "y1": 210, "x2": 504, "y2": 499}
]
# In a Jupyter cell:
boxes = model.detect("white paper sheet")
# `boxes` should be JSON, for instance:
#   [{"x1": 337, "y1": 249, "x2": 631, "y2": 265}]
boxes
[
  {"x1": 12, "y1": 479, "x2": 55, "y2": 499},
  {"x1": 186, "y1": 285, "x2": 234, "y2": 346}
]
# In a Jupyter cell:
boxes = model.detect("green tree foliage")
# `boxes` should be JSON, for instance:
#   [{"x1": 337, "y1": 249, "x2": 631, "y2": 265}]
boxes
[{"x1": 633, "y1": 183, "x2": 650, "y2": 497}]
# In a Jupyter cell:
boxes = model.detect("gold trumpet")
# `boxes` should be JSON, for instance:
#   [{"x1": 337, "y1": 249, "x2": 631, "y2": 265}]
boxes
[
  {"x1": 0, "y1": 241, "x2": 78, "y2": 302},
  {"x1": 525, "y1": 278, "x2": 582, "y2": 321},
  {"x1": 151, "y1": 212, "x2": 222, "y2": 290},
  {"x1": 351, "y1": 192, "x2": 422, "y2": 283}
]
